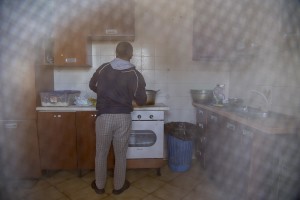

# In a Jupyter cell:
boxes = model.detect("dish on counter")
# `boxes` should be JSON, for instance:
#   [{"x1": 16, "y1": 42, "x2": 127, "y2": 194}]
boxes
[{"x1": 212, "y1": 104, "x2": 224, "y2": 107}]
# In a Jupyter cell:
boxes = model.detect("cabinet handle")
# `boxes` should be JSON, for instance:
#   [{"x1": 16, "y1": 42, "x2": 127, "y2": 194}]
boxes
[
  {"x1": 242, "y1": 129, "x2": 253, "y2": 137},
  {"x1": 226, "y1": 123, "x2": 236, "y2": 131},
  {"x1": 198, "y1": 123, "x2": 204, "y2": 129},
  {"x1": 198, "y1": 110, "x2": 204, "y2": 115},
  {"x1": 210, "y1": 115, "x2": 218, "y2": 122},
  {"x1": 4, "y1": 123, "x2": 18, "y2": 129},
  {"x1": 65, "y1": 58, "x2": 77, "y2": 63},
  {"x1": 57, "y1": 115, "x2": 61, "y2": 118}
]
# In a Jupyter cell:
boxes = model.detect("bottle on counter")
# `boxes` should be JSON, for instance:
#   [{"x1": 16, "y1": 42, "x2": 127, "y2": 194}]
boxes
[{"x1": 213, "y1": 84, "x2": 225, "y2": 105}]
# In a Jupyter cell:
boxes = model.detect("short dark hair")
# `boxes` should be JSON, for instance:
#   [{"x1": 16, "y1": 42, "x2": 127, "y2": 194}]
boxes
[{"x1": 116, "y1": 42, "x2": 133, "y2": 58}]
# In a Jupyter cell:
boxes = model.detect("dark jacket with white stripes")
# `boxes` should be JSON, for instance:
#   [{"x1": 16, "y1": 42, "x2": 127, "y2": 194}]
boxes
[{"x1": 89, "y1": 59, "x2": 147, "y2": 115}]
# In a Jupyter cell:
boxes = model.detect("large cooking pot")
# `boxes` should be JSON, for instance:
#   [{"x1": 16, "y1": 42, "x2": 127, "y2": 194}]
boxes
[
  {"x1": 190, "y1": 89, "x2": 213, "y2": 104},
  {"x1": 145, "y1": 90, "x2": 159, "y2": 105},
  {"x1": 132, "y1": 90, "x2": 159, "y2": 106}
]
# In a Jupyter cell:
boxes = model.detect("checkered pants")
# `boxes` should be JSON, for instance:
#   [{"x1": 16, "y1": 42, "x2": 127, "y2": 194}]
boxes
[{"x1": 95, "y1": 114, "x2": 131, "y2": 190}]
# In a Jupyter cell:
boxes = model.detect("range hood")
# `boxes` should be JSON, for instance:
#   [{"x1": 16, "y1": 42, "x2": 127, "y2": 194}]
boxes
[
  {"x1": 88, "y1": 29, "x2": 134, "y2": 41},
  {"x1": 88, "y1": 35, "x2": 135, "y2": 42}
]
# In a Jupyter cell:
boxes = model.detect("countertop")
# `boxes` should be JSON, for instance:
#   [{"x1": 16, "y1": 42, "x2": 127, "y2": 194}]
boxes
[
  {"x1": 36, "y1": 103, "x2": 169, "y2": 112},
  {"x1": 193, "y1": 103, "x2": 299, "y2": 134}
]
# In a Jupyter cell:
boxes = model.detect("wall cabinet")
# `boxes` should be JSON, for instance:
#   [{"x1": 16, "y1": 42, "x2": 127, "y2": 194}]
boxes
[
  {"x1": 53, "y1": 32, "x2": 92, "y2": 67},
  {"x1": 88, "y1": 0, "x2": 135, "y2": 41},
  {"x1": 52, "y1": 7, "x2": 92, "y2": 67},
  {"x1": 76, "y1": 111, "x2": 114, "y2": 170},
  {"x1": 47, "y1": 0, "x2": 134, "y2": 66},
  {"x1": 37, "y1": 112, "x2": 77, "y2": 170},
  {"x1": 0, "y1": 120, "x2": 41, "y2": 178}
]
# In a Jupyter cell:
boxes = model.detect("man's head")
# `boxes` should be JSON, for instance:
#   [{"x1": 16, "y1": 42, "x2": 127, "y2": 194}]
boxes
[{"x1": 116, "y1": 42, "x2": 133, "y2": 61}]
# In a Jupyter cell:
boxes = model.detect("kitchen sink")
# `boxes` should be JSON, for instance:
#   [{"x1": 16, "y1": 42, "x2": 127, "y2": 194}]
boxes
[{"x1": 226, "y1": 106, "x2": 269, "y2": 119}]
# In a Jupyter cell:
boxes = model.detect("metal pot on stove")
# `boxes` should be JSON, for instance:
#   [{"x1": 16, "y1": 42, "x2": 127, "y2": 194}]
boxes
[
  {"x1": 145, "y1": 90, "x2": 159, "y2": 105},
  {"x1": 132, "y1": 89, "x2": 159, "y2": 106}
]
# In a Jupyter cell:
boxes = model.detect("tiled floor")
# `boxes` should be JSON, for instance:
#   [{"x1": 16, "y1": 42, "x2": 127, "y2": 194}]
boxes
[{"x1": 2, "y1": 160, "x2": 224, "y2": 200}]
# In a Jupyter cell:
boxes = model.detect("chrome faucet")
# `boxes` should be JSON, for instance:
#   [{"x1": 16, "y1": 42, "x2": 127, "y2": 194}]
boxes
[{"x1": 248, "y1": 89, "x2": 271, "y2": 112}]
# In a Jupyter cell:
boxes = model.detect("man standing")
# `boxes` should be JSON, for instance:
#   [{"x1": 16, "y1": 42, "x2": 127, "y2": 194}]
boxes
[{"x1": 89, "y1": 42, "x2": 147, "y2": 195}]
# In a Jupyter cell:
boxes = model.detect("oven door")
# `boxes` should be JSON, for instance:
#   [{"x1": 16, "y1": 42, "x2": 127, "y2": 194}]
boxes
[{"x1": 126, "y1": 121, "x2": 164, "y2": 159}]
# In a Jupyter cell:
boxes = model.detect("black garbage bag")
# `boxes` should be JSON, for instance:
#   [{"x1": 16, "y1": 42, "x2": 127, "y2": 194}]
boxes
[{"x1": 164, "y1": 122, "x2": 200, "y2": 141}]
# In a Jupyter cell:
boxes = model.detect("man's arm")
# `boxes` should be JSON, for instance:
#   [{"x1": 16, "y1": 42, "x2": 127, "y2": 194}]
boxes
[
  {"x1": 134, "y1": 72, "x2": 147, "y2": 106},
  {"x1": 89, "y1": 69, "x2": 100, "y2": 93}
]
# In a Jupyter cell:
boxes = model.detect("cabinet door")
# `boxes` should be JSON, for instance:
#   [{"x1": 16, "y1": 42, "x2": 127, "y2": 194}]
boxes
[
  {"x1": 37, "y1": 112, "x2": 77, "y2": 169},
  {"x1": 89, "y1": 0, "x2": 135, "y2": 40},
  {"x1": 221, "y1": 120, "x2": 252, "y2": 199},
  {"x1": 247, "y1": 133, "x2": 280, "y2": 200},
  {"x1": 206, "y1": 112, "x2": 223, "y2": 181},
  {"x1": 0, "y1": 62, "x2": 36, "y2": 120},
  {"x1": 52, "y1": 1, "x2": 91, "y2": 67},
  {"x1": 0, "y1": 120, "x2": 41, "y2": 178},
  {"x1": 53, "y1": 30, "x2": 91, "y2": 66},
  {"x1": 76, "y1": 111, "x2": 114, "y2": 170},
  {"x1": 277, "y1": 134, "x2": 300, "y2": 200},
  {"x1": 195, "y1": 108, "x2": 207, "y2": 163}
]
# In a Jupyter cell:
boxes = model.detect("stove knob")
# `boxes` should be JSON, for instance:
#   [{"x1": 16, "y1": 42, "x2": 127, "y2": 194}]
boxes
[
  {"x1": 137, "y1": 115, "x2": 142, "y2": 119},
  {"x1": 149, "y1": 115, "x2": 153, "y2": 119}
]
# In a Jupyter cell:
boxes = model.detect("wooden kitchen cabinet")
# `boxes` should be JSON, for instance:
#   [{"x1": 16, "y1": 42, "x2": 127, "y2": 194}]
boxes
[
  {"x1": 76, "y1": 111, "x2": 114, "y2": 170},
  {"x1": 220, "y1": 120, "x2": 252, "y2": 199},
  {"x1": 0, "y1": 63, "x2": 37, "y2": 120},
  {"x1": 277, "y1": 134, "x2": 300, "y2": 200},
  {"x1": 88, "y1": 0, "x2": 135, "y2": 41},
  {"x1": 195, "y1": 108, "x2": 207, "y2": 167},
  {"x1": 194, "y1": 105, "x2": 300, "y2": 199},
  {"x1": 205, "y1": 111, "x2": 224, "y2": 183},
  {"x1": 247, "y1": 132, "x2": 281, "y2": 200},
  {"x1": 51, "y1": 0, "x2": 92, "y2": 67},
  {"x1": 0, "y1": 120, "x2": 41, "y2": 178},
  {"x1": 53, "y1": 30, "x2": 92, "y2": 67},
  {"x1": 37, "y1": 112, "x2": 77, "y2": 170}
]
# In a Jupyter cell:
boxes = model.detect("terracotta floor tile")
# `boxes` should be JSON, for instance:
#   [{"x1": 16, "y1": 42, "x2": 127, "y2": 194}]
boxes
[
  {"x1": 68, "y1": 186, "x2": 109, "y2": 200},
  {"x1": 3, "y1": 161, "x2": 227, "y2": 200},
  {"x1": 132, "y1": 175, "x2": 166, "y2": 193},
  {"x1": 141, "y1": 194, "x2": 163, "y2": 200},
  {"x1": 55, "y1": 177, "x2": 89, "y2": 197},
  {"x1": 168, "y1": 173, "x2": 200, "y2": 191},
  {"x1": 44, "y1": 170, "x2": 78, "y2": 185},
  {"x1": 152, "y1": 184, "x2": 189, "y2": 200},
  {"x1": 126, "y1": 169, "x2": 151, "y2": 183},
  {"x1": 110, "y1": 186, "x2": 148, "y2": 200},
  {"x1": 148, "y1": 164, "x2": 181, "y2": 182},
  {"x1": 25, "y1": 186, "x2": 67, "y2": 200}
]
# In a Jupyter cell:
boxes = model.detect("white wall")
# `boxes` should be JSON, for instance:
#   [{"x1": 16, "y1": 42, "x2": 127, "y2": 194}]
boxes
[
  {"x1": 228, "y1": 0, "x2": 300, "y2": 117},
  {"x1": 54, "y1": 0, "x2": 231, "y2": 123},
  {"x1": 54, "y1": 0, "x2": 300, "y2": 121}
]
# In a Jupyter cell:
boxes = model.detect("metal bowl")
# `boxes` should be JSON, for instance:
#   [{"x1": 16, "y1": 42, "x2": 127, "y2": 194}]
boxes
[{"x1": 190, "y1": 89, "x2": 213, "y2": 104}]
